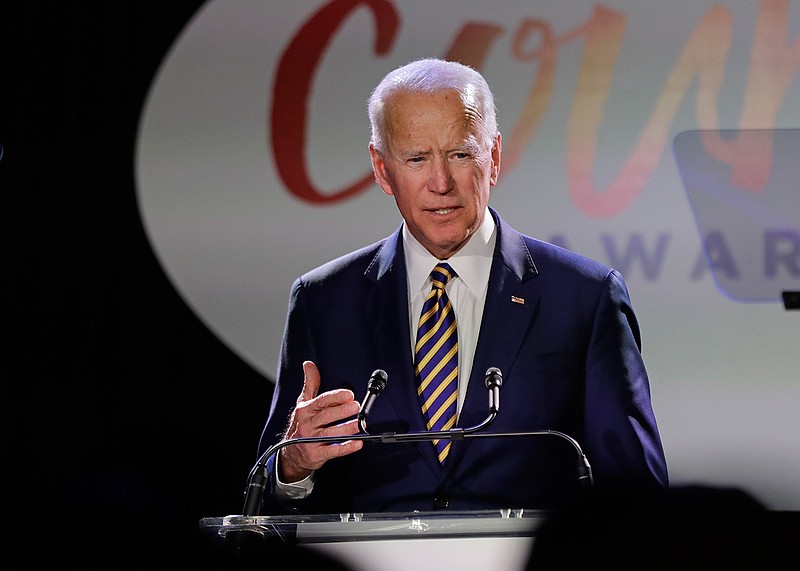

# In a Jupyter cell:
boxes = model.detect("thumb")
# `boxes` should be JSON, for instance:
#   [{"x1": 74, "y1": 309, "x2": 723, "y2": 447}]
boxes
[{"x1": 300, "y1": 360, "x2": 321, "y2": 402}]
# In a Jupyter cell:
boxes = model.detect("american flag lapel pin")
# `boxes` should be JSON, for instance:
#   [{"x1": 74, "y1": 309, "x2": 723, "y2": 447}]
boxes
[{"x1": 511, "y1": 295, "x2": 525, "y2": 305}]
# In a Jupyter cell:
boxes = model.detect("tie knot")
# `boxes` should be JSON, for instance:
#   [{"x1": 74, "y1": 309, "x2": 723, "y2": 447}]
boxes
[{"x1": 430, "y1": 263, "x2": 457, "y2": 289}]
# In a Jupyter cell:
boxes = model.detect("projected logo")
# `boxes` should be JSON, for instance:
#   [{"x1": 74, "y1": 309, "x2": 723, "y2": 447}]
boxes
[
  {"x1": 674, "y1": 129, "x2": 800, "y2": 303},
  {"x1": 136, "y1": 0, "x2": 799, "y2": 378}
]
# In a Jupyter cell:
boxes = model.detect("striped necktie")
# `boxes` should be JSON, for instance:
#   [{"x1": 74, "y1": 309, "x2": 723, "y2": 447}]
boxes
[{"x1": 415, "y1": 263, "x2": 458, "y2": 463}]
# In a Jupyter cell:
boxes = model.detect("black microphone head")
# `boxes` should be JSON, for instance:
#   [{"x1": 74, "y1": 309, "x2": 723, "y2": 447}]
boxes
[
  {"x1": 368, "y1": 369, "x2": 388, "y2": 393},
  {"x1": 484, "y1": 367, "x2": 503, "y2": 388}
]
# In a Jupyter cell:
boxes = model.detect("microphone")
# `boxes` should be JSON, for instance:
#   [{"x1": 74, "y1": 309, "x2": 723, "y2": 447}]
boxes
[
  {"x1": 357, "y1": 369, "x2": 388, "y2": 431},
  {"x1": 484, "y1": 367, "x2": 502, "y2": 414}
]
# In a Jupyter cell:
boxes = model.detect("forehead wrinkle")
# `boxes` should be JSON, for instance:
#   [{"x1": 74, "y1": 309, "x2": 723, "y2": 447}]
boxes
[
  {"x1": 461, "y1": 83, "x2": 485, "y2": 128},
  {"x1": 383, "y1": 89, "x2": 488, "y2": 157},
  {"x1": 463, "y1": 105, "x2": 482, "y2": 129}
]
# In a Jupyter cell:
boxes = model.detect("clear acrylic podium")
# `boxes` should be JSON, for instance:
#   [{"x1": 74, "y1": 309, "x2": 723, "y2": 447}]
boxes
[{"x1": 199, "y1": 509, "x2": 547, "y2": 570}]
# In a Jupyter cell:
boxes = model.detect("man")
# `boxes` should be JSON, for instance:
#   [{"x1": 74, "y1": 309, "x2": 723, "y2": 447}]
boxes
[{"x1": 256, "y1": 58, "x2": 667, "y2": 515}]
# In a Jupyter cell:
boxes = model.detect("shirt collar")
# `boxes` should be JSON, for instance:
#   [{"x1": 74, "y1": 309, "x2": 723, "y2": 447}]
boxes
[{"x1": 403, "y1": 208, "x2": 497, "y2": 298}]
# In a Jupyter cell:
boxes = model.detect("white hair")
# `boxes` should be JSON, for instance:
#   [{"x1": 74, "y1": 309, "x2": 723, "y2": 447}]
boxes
[{"x1": 368, "y1": 58, "x2": 499, "y2": 154}]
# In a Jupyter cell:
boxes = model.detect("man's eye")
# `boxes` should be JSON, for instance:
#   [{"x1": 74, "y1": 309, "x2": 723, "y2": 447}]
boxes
[
  {"x1": 452, "y1": 152, "x2": 470, "y2": 160},
  {"x1": 408, "y1": 156, "x2": 425, "y2": 163}
]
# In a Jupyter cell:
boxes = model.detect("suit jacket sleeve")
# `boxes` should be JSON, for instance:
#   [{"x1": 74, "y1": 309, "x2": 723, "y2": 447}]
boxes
[
  {"x1": 583, "y1": 269, "x2": 668, "y2": 489},
  {"x1": 257, "y1": 276, "x2": 323, "y2": 514}
]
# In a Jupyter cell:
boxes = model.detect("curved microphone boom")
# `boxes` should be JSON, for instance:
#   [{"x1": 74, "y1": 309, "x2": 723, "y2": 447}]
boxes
[{"x1": 240, "y1": 367, "x2": 593, "y2": 515}]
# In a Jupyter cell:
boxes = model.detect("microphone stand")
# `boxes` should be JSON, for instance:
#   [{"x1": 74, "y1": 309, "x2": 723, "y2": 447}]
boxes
[
  {"x1": 241, "y1": 418, "x2": 594, "y2": 516},
  {"x1": 241, "y1": 367, "x2": 593, "y2": 516},
  {"x1": 241, "y1": 409, "x2": 498, "y2": 516}
]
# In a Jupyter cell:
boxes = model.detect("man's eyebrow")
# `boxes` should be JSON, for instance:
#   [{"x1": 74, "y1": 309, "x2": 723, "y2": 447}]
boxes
[
  {"x1": 400, "y1": 149, "x2": 430, "y2": 158},
  {"x1": 449, "y1": 141, "x2": 481, "y2": 154},
  {"x1": 398, "y1": 140, "x2": 481, "y2": 158},
  {"x1": 446, "y1": 144, "x2": 467, "y2": 153}
]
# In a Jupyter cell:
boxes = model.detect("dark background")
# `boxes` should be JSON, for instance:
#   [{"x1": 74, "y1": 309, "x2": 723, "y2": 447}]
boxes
[
  {"x1": 3, "y1": 2, "x2": 280, "y2": 566},
  {"x1": 5, "y1": 3, "x2": 799, "y2": 569}
]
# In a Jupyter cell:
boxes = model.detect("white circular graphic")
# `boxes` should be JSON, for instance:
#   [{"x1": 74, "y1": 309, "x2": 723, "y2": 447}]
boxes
[{"x1": 135, "y1": 0, "x2": 799, "y2": 404}]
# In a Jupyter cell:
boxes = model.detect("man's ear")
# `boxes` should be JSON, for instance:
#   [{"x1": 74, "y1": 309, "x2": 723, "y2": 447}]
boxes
[
  {"x1": 489, "y1": 133, "x2": 502, "y2": 187},
  {"x1": 369, "y1": 144, "x2": 395, "y2": 197}
]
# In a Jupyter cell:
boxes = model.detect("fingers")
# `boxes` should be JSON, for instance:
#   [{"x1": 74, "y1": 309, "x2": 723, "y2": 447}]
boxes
[
  {"x1": 323, "y1": 435, "x2": 364, "y2": 459},
  {"x1": 279, "y1": 361, "x2": 364, "y2": 481},
  {"x1": 297, "y1": 360, "x2": 358, "y2": 428},
  {"x1": 280, "y1": 434, "x2": 363, "y2": 482},
  {"x1": 299, "y1": 360, "x2": 321, "y2": 402},
  {"x1": 279, "y1": 419, "x2": 363, "y2": 482},
  {"x1": 300, "y1": 360, "x2": 355, "y2": 413}
]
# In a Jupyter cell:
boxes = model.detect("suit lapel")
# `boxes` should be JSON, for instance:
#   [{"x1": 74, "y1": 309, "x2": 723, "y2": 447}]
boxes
[
  {"x1": 364, "y1": 228, "x2": 456, "y2": 476},
  {"x1": 363, "y1": 229, "x2": 433, "y2": 435},
  {"x1": 447, "y1": 210, "x2": 541, "y2": 468}
]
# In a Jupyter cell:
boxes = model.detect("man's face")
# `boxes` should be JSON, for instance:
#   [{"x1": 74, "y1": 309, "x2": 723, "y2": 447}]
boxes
[{"x1": 370, "y1": 89, "x2": 501, "y2": 260}]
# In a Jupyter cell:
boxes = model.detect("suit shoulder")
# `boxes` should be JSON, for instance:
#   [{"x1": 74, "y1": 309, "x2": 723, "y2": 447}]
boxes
[
  {"x1": 493, "y1": 210, "x2": 618, "y2": 286},
  {"x1": 298, "y1": 238, "x2": 389, "y2": 287},
  {"x1": 525, "y1": 236, "x2": 616, "y2": 284}
]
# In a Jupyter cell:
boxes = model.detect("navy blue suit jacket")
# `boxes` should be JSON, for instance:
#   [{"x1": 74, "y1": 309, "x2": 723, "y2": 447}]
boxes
[{"x1": 258, "y1": 208, "x2": 668, "y2": 514}]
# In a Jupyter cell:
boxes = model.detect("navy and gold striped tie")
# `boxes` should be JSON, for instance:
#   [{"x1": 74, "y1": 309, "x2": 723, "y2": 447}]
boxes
[{"x1": 415, "y1": 263, "x2": 458, "y2": 463}]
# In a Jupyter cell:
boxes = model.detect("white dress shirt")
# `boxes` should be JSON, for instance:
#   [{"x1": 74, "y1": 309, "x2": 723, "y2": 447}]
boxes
[{"x1": 403, "y1": 208, "x2": 496, "y2": 417}]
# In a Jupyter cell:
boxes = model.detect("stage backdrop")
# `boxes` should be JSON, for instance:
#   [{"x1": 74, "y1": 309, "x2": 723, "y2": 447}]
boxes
[{"x1": 136, "y1": 0, "x2": 799, "y2": 509}]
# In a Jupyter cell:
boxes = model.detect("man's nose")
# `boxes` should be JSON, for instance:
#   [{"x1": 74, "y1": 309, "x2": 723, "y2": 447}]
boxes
[{"x1": 428, "y1": 159, "x2": 454, "y2": 194}]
